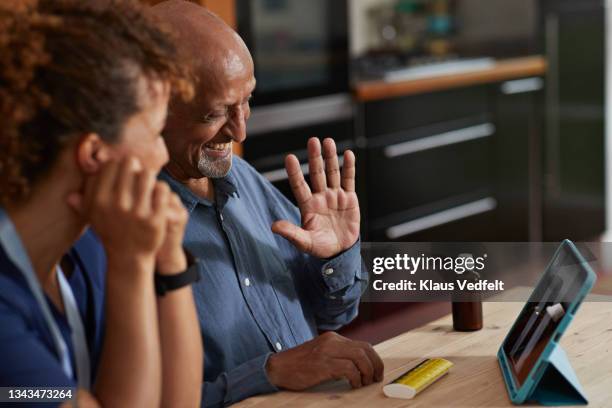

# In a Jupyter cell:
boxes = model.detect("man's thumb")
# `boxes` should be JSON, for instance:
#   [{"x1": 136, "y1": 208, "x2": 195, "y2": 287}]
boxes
[{"x1": 271, "y1": 220, "x2": 311, "y2": 253}]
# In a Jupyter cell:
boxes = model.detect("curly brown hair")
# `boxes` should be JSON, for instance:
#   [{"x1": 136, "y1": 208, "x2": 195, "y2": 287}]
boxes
[{"x1": 0, "y1": 0, "x2": 194, "y2": 205}]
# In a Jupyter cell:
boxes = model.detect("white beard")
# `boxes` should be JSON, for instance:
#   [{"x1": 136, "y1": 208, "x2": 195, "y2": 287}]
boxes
[{"x1": 197, "y1": 150, "x2": 233, "y2": 178}]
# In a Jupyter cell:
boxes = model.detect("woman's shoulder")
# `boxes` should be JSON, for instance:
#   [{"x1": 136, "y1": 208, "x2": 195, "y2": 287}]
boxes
[{"x1": 0, "y1": 247, "x2": 47, "y2": 339}]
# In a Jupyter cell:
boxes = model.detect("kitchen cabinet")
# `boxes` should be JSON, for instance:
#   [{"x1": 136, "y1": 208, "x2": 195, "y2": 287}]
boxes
[
  {"x1": 360, "y1": 77, "x2": 544, "y2": 242},
  {"x1": 540, "y1": 0, "x2": 605, "y2": 241},
  {"x1": 494, "y1": 77, "x2": 544, "y2": 241},
  {"x1": 362, "y1": 86, "x2": 495, "y2": 242},
  {"x1": 244, "y1": 69, "x2": 549, "y2": 242}
]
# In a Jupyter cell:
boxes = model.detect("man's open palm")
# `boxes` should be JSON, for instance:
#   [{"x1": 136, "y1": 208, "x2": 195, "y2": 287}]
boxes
[{"x1": 272, "y1": 137, "x2": 360, "y2": 259}]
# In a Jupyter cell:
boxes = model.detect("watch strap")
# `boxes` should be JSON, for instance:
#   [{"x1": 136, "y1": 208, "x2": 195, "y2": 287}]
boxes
[{"x1": 155, "y1": 250, "x2": 200, "y2": 296}]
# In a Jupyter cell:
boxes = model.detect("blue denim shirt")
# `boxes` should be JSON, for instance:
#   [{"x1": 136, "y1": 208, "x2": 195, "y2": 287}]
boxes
[{"x1": 159, "y1": 156, "x2": 367, "y2": 407}]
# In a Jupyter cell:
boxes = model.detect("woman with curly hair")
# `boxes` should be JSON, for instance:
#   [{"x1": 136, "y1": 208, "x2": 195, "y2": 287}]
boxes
[{"x1": 0, "y1": 0, "x2": 202, "y2": 406}]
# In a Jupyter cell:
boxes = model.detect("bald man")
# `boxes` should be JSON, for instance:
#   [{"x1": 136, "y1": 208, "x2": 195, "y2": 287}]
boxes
[{"x1": 152, "y1": 2, "x2": 382, "y2": 406}]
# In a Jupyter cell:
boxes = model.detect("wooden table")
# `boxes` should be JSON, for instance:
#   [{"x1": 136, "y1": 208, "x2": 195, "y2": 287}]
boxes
[{"x1": 236, "y1": 301, "x2": 612, "y2": 407}]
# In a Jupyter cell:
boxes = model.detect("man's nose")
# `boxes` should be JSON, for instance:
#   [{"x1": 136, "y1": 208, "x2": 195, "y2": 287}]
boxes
[{"x1": 224, "y1": 106, "x2": 247, "y2": 143}]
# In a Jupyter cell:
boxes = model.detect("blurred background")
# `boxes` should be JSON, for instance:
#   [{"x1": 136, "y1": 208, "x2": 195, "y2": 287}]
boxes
[
  {"x1": 145, "y1": 0, "x2": 610, "y2": 343},
  {"x1": 146, "y1": 0, "x2": 607, "y2": 244}
]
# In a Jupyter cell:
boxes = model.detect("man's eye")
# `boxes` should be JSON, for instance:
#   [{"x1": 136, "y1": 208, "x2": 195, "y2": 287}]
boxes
[{"x1": 203, "y1": 112, "x2": 226, "y2": 123}]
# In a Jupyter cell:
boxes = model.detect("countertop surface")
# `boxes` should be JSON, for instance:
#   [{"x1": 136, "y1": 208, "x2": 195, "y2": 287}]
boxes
[
  {"x1": 354, "y1": 55, "x2": 548, "y2": 102},
  {"x1": 236, "y1": 299, "x2": 612, "y2": 408}
]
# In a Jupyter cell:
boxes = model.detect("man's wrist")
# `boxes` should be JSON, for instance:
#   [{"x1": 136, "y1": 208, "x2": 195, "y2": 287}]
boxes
[{"x1": 264, "y1": 352, "x2": 282, "y2": 388}]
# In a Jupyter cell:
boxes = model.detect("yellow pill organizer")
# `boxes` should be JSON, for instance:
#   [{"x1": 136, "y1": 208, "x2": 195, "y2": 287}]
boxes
[{"x1": 383, "y1": 358, "x2": 454, "y2": 399}]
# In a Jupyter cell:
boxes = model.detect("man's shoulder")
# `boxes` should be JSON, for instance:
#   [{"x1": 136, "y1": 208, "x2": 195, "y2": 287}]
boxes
[{"x1": 231, "y1": 155, "x2": 262, "y2": 179}]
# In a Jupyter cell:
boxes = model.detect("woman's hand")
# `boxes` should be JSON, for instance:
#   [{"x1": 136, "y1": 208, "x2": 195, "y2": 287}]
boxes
[
  {"x1": 155, "y1": 192, "x2": 189, "y2": 275},
  {"x1": 68, "y1": 156, "x2": 170, "y2": 270}
]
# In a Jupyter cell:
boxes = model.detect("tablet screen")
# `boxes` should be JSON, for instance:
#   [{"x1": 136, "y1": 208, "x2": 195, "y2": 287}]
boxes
[{"x1": 502, "y1": 244, "x2": 588, "y2": 386}]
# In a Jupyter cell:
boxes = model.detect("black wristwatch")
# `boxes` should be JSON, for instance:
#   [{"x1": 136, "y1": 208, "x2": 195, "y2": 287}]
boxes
[{"x1": 154, "y1": 250, "x2": 200, "y2": 296}]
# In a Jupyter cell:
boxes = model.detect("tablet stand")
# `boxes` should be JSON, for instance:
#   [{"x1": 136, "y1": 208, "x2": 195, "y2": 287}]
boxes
[{"x1": 528, "y1": 345, "x2": 588, "y2": 406}]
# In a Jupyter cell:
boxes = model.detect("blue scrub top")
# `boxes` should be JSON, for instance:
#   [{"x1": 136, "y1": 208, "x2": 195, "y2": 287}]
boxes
[{"x1": 0, "y1": 229, "x2": 106, "y2": 390}]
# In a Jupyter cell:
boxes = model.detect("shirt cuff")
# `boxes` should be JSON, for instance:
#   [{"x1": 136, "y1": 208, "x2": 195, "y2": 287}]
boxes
[
  {"x1": 225, "y1": 352, "x2": 278, "y2": 404},
  {"x1": 316, "y1": 239, "x2": 363, "y2": 293}
]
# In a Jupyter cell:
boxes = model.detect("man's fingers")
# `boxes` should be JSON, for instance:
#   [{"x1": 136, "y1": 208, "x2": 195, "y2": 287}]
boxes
[
  {"x1": 340, "y1": 150, "x2": 356, "y2": 192},
  {"x1": 285, "y1": 154, "x2": 312, "y2": 205},
  {"x1": 356, "y1": 341, "x2": 385, "y2": 382},
  {"x1": 331, "y1": 359, "x2": 362, "y2": 389},
  {"x1": 330, "y1": 347, "x2": 375, "y2": 385},
  {"x1": 322, "y1": 138, "x2": 340, "y2": 189},
  {"x1": 322, "y1": 335, "x2": 379, "y2": 385},
  {"x1": 271, "y1": 220, "x2": 312, "y2": 253},
  {"x1": 307, "y1": 137, "x2": 326, "y2": 192}
]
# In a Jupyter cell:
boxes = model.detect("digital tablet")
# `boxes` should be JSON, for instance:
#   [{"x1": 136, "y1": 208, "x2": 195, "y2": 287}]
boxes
[{"x1": 497, "y1": 239, "x2": 596, "y2": 404}]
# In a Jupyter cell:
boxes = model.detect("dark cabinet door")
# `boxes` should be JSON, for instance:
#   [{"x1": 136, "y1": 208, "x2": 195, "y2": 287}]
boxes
[
  {"x1": 361, "y1": 87, "x2": 499, "y2": 242},
  {"x1": 541, "y1": 0, "x2": 605, "y2": 241},
  {"x1": 493, "y1": 77, "x2": 544, "y2": 242}
]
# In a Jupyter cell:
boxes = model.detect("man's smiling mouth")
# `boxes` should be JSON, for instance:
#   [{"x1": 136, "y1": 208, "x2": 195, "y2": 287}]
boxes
[{"x1": 204, "y1": 142, "x2": 231, "y2": 151}]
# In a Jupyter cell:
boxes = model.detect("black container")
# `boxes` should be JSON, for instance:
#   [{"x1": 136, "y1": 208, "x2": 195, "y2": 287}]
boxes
[{"x1": 452, "y1": 301, "x2": 483, "y2": 331}]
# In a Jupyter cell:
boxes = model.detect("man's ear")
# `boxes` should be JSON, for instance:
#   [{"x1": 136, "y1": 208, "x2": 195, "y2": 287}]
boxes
[{"x1": 75, "y1": 133, "x2": 111, "y2": 174}]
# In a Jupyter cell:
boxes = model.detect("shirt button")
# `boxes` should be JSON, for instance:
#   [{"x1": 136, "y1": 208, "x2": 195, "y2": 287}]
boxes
[
  {"x1": 275, "y1": 342, "x2": 282, "y2": 351},
  {"x1": 244, "y1": 278, "x2": 251, "y2": 287},
  {"x1": 323, "y1": 267, "x2": 334, "y2": 276},
  {"x1": 219, "y1": 213, "x2": 224, "y2": 222}
]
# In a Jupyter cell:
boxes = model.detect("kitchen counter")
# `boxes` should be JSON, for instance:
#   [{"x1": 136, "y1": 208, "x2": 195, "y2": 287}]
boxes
[{"x1": 353, "y1": 56, "x2": 547, "y2": 102}]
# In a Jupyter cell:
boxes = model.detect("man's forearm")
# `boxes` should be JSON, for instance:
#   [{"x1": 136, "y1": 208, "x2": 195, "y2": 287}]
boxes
[
  {"x1": 201, "y1": 353, "x2": 277, "y2": 408},
  {"x1": 94, "y1": 257, "x2": 161, "y2": 407}
]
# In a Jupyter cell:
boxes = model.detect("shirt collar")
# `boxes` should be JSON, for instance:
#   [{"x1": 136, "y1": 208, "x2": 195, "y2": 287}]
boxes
[{"x1": 159, "y1": 166, "x2": 239, "y2": 213}]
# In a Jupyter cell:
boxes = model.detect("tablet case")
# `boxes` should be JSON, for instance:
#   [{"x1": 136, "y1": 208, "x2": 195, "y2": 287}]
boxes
[
  {"x1": 498, "y1": 239, "x2": 595, "y2": 405},
  {"x1": 527, "y1": 344, "x2": 587, "y2": 406}
]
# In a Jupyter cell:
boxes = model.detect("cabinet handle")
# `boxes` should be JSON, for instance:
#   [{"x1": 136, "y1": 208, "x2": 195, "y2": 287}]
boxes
[
  {"x1": 501, "y1": 77, "x2": 544, "y2": 95},
  {"x1": 262, "y1": 156, "x2": 345, "y2": 183},
  {"x1": 385, "y1": 197, "x2": 497, "y2": 239},
  {"x1": 383, "y1": 123, "x2": 495, "y2": 158},
  {"x1": 248, "y1": 94, "x2": 353, "y2": 136}
]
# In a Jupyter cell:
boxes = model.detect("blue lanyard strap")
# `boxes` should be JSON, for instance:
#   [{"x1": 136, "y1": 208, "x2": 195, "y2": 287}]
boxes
[{"x1": 0, "y1": 209, "x2": 74, "y2": 381}]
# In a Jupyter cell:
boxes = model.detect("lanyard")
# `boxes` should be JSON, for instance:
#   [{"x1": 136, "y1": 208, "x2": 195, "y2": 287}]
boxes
[
  {"x1": 58, "y1": 265, "x2": 91, "y2": 389},
  {"x1": 0, "y1": 208, "x2": 89, "y2": 388}
]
